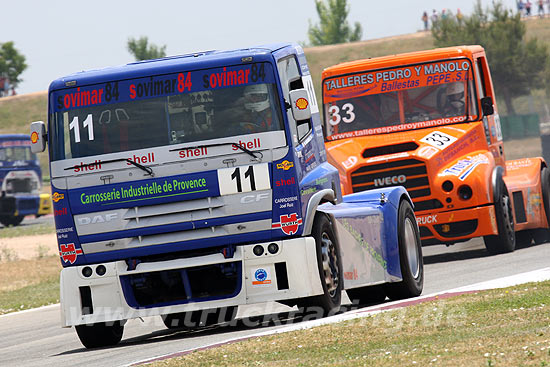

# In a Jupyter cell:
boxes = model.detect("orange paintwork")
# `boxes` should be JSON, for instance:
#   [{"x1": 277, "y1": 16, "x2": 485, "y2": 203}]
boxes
[{"x1": 322, "y1": 46, "x2": 548, "y2": 245}]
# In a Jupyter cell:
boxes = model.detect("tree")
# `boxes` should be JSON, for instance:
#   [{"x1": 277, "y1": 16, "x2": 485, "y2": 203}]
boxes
[
  {"x1": 308, "y1": 0, "x2": 362, "y2": 46},
  {"x1": 0, "y1": 41, "x2": 27, "y2": 92},
  {"x1": 431, "y1": 1, "x2": 549, "y2": 115},
  {"x1": 127, "y1": 36, "x2": 167, "y2": 61}
]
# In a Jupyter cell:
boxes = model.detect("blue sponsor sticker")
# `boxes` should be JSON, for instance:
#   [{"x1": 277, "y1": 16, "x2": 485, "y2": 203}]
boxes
[{"x1": 255, "y1": 268, "x2": 267, "y2": 282}]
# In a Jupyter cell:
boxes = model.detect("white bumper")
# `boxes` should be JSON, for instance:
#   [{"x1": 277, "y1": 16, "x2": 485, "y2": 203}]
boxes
[{"x1": 60, "y1": 237, "x2": 322, "y2": 327}]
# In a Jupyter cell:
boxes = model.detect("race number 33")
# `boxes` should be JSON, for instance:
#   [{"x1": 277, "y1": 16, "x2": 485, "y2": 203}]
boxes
[
  {"x1": 218, "y1": 163, "x2": 270, "y2": 195},
  {"x1": 419, "y1": 131, "x2": 457, "y2": 149}
]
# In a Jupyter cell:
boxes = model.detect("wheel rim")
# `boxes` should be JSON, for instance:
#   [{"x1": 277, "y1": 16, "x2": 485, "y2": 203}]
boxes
[
  {"x1": 403, "y1": 217, "x2": 420, "y2": 279},
  {"x1": 501, "y1": 192, "x2": 515, "y2": 242},
  {"x1": 320, "y1": 231, "x2": 339, "y2": 297}
]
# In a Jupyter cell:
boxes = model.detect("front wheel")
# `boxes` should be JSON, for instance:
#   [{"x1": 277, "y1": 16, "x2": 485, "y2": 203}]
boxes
[
  {"x1": 483, "y1": 178, "x2": 515, "y2": 254},
  {"x1": 384, "y1": 200, "x2": 424, "y2": 300},
  {"x1": 0, "y1": 215, "x2": 24, "y2": 227},
  {"x1": 75, "y1": 321, "x2": 124, "y2": 348},
  {"x1": 298, "y1": 213, "x2": 342, "y2": 316}
]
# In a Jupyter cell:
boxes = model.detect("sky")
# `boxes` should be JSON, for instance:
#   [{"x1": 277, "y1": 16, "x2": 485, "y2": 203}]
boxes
[{"x1": 3, "y1": 0, "x2": 519, "y2": 95}]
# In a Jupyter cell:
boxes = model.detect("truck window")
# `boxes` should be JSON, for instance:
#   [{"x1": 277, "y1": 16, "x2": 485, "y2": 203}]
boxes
[
  {"x1": 0, "y1": 146, "x2": 34, "y2": 161},
  {"x1": 49, "y1": 63, "x2": 284, "y2": 161},
  {"x1": 474, "y1": 58, "x2": 487, "y2": 98},
  {"x1": 323, "y1": 58, "x2": 478, "y2": 140},
  {"x1": 277, "y1": 57, "x2": 312, "y2": 142}
]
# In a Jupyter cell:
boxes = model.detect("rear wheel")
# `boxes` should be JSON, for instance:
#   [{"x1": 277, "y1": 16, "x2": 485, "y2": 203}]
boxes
[
  {"x1": 384, "y1": 200, "x2": 424, "y2": 300},
  {"x1": 75, "y1": 321, "x2": 124, "y2": 349},
  {"x1": 298, "y1": 213, "x2": 342, "y2": 316},
  {"x1": 483, "y1": 178, "x2": 515, "y2": 254},
  {"x1": 0, "y1": 215, "x2": 24, "y2": 227}
]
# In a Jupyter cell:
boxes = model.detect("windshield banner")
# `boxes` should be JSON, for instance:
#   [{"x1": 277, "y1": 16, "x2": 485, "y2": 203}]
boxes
[
  {"x1": 326, "y1": 116, "x2": 468, "y2": 140},
  {"x1": 52, "y1": 63, "x2": 275, "y2": 113},
  {"x1": 324, "y1": 59, "x2": 472, "y2": 104},
  {"x1": 68, "y1": 170, "x2": 220, "y2": 214}
]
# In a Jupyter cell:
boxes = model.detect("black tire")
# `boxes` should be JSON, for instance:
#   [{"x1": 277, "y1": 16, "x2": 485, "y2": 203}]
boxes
[
  {"x1": 0, "y1": 215, "x2": 24, "y2": 227},
  {"x1": 483, "y1": 178, "x2": 515, "y2": 254},
  {"x1": 384, "y1": 200, "x2": 424, "y2": 300},
  {"x1": 75, "y1": 321, "x2": 124, "y2": 349},
  {"x1": 298, "y1": 213, "x2": 342, "y2": 316},
  {"x1": 515, "y1": 230, "x2": 533, "y2": 248},
  {"x1": 533, "y1": 167, "x2": 550, "y2": 244},
  {"x1": 162, "y1": 307, "x2": 237, "y2": 330},
  {"x1": 346, "y1": 285, "x2": 386, "y2": 306}
]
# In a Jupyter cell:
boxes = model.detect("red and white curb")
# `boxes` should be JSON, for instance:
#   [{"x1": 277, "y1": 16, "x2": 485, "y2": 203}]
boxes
[{"x1": 127, "y1": 267, "x2": 550, "y2": 366}]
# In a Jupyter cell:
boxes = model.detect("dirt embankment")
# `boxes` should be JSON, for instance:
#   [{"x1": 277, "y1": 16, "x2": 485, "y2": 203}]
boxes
[{"x1": 0, "y1": 233, "x2": 58, "y2": 262}]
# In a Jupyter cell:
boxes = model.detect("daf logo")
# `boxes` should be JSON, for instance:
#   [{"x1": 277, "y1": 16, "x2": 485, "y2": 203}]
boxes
[
  {"x1": 374, "y1": 175, "x2": 406, "y2": 187},
  {"x1": 78, "y1": 213, "x2": 118, "y2": 225},
  {"x1": 240, "y1": 193, "x2": 270, "y2": 204}
]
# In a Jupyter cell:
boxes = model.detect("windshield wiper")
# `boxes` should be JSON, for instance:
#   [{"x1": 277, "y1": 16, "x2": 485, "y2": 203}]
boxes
[
  {"x1": 169, "y1": 142, "x2": 263, "y2": 161},
  {"x1": 65, "y1": 158, "x2": 154, "y2": 177}
]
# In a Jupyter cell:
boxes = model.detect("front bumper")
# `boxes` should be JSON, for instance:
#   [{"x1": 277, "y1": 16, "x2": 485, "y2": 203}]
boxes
[
  {"x1": 0, "y1": 195, "x2": 40, "y2": 216},
  {"x1": 60, "y1": 237, "x2": 322, "y2": 327},
  {"x1": 417, "y1": 205, "x2": 498, "y2": 245}
]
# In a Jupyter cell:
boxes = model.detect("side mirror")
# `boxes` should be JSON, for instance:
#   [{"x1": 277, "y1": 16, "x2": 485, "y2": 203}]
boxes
[
  {"x1": 30, "y1": 121, "x2": 47, "y2": 153},
  {"x1": 289, "y1": 89, "x2": 312, "y2": 121},
  {"x1": 481, "y1": 96, "x2": 494, "y2": 116}
]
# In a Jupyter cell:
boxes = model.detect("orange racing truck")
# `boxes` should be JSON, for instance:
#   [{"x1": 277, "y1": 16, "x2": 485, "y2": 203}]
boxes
[{"x1": 322, "y1": 45, "x2": 550, "y2": 254}]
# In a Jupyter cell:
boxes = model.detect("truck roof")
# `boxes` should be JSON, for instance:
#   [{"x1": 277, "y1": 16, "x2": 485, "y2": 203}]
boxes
[
  {"x1": 0, "y1": 134, "x2": 30, "y2": 140},
  {"x1": 322, "y1": 45, "x2": 485, "y2": 79},
  {"x1": 49, "y1": 43, "x2": 295, "y2": 92}
]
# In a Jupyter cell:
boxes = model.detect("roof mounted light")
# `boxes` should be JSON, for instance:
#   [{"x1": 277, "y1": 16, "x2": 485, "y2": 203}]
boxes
[
  {"x1": 65, "y1": 80, "x2": 77, "y2": 87},
  {"x1": 241, "y1": 56, "x2": 253, "y2": 63}
]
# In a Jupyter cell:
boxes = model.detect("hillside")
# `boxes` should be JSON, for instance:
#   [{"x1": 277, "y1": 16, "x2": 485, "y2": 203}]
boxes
[{"x1": 1, "y1": 16, "x2": 549, "y2": 172}]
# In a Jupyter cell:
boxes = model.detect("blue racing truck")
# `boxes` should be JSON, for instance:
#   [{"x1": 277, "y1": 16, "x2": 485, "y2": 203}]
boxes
[
  {"x1": 30, "y1": 43, "x2": 423, "y2": 348},
  {"x1": 0, "y1": 134, "x2": 45, "y2": 226}
]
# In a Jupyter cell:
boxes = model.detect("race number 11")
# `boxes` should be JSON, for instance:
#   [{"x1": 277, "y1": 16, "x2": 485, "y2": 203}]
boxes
[{"x1": 218, "y1": 163, "x2": 270, "y2": 195}]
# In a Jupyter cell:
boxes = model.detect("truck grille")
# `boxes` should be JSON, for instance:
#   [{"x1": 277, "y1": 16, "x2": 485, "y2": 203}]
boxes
[
  {"x1": 350, "y1": 159, "x2": 431, "y2": 199},
  {"x1": 6, "y1": 178, "x2": 33, "y2": 194},
  {"x1": 77, "y1": 190, "x2": 273, "y2": 254}
]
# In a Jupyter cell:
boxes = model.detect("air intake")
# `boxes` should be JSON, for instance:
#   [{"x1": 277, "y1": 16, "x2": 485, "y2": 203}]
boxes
[{"x1": 362, "y1": 142, "x2": 419, "y2": 159}]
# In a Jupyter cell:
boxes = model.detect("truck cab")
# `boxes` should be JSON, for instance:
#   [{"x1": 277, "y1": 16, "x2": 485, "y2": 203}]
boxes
[
  {"x1": 322, "y1": 45, "x2": 550, "y2": 254},
  {"x1": 0, "y1": 134, "x2": 44, "y2": 226}
]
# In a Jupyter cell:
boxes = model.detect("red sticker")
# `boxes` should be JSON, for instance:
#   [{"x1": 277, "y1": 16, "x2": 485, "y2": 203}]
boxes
[
  {"x1": 59, "y1": 243, "x2": 83, "y2": 264},
  {"x1": 272, "y1": 213, "x2": 303, "y2": 235}
]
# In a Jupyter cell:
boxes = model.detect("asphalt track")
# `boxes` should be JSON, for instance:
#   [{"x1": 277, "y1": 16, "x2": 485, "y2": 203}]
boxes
[
  {"x1": 1, "y1": 237, "x2": 550, "y2": 367},
  {"x1": 0, "y1": 214, "x2": 53, "y2": 229}
]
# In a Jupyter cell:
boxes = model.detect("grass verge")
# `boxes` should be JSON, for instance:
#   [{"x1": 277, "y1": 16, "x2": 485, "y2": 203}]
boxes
[
  {"x1": 0, "y1": 256, "x2": 60, "y2": 314},
  {"x1": 147, "y1": 281, "x2": 550, "y2": 367},
  {"x1": 0, "y1": 222, "x2": 55, "y2": 238}
]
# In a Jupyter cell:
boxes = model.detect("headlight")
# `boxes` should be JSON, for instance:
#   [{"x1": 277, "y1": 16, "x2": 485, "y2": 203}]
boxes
[{"x1": 458, "y1": 185, "x2": 473, "y2": 200}]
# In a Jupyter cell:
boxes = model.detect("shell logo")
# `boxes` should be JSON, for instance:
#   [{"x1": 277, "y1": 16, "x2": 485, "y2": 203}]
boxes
[
  {"x1": 31, "y1": 131, "x2": 39, "y2": 144},
  {"x1": 276, "y1": 160, "x2": 294, "y2": 171},
  {"x1": 295, "y1": 97, "x2": 309, "y2": 110},
  {"x1": 52, "y1": 192, "x2": 65, "y2": 203}
]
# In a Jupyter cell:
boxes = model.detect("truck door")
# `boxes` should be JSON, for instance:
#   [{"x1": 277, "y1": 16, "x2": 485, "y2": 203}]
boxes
[
  {"x1": 474, "y1": 55, "x2": 506, "y2": 167},
  {"x1": 276, "y1": 55, "x2": 315, "y2": 183}
]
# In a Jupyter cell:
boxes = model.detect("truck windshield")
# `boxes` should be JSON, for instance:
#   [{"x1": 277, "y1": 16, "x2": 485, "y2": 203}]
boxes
[
  {"x1": 0, "y1": 145, "x2": 35, "y2": 162},
  {"x1": 49, "y1": 63, "x2": 284, "y2": 161},
  {"x1": 323, "y1": 58, "x2": 478, "y2": 140}
]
